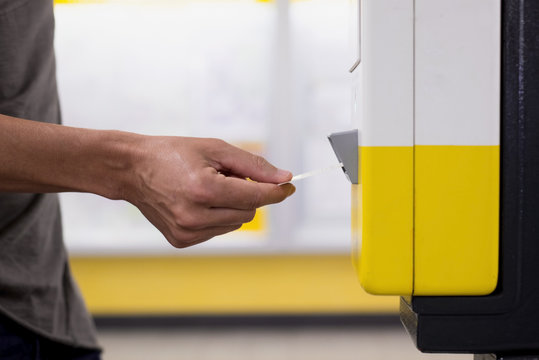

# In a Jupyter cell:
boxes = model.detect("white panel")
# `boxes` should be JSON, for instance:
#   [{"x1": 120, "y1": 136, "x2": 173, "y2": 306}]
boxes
[
  {"x1": 415, "y1": 0, "x2": 501, "y2": 146},
  {"x1": 359, "y1": 0, "x2": 414, "y2": 146}
]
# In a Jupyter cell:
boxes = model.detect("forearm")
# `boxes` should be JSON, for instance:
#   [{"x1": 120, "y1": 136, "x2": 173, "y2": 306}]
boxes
[
  {"x1": 0, "y1": 113, "x2": 294, "y2": 248},
  {"x1": 0, "y1": 114, "x2": 137, "y2": 199}
]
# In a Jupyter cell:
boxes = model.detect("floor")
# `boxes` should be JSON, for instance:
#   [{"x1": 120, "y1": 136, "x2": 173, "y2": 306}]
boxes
[{"x1": 97, "y1": 326, "x2": 471, "y2": 360}]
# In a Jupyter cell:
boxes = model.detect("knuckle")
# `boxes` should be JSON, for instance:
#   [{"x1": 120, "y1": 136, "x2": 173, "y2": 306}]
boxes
[
  {"x1": 169, "y1": 230, "x2": 198, "y2": 249},
  {"x1": 187, "y1": 182, "x2": 213, "y2": 205},
  {"x1": 212, "y1": 138, "x2": 227, "y2": 147},
  {"x1": 245, "y1": 210, "x2": 256, "y2": 223},
  {"x1": 167, "y1": 233, "x2": 186, "y2": 249},
  {"x1": 170, "y1": 241, "x2": 188, "y2": 249},
  {"x1": 253, "y1": 154, "x2": 269, "y2": 171},
  {"x1": 174, "y1": 211, "x2": 202, "y2": 230},
  {"x1": 207, "y1": 138, "x2": 227, "y2": 153},
  {"x1": 247, "y1": 190, "x2": 263, "y2": 210}
]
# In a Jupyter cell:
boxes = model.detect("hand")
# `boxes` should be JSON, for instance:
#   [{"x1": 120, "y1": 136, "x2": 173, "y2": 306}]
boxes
[
  {"x1": 125, "y1": 136, "x2": 295, "y2": 248},
  {"x1": 0, "y1": 116, "x2": 293, "y2": 248}
]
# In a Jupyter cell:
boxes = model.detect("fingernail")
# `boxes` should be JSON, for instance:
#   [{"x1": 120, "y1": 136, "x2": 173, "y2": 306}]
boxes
[
  {"x1": 277, "y1": 169, "x2": 292, "y2": 181},
  {"x1": 287, "y1": 185, "x2": 296, "y2": 197}
]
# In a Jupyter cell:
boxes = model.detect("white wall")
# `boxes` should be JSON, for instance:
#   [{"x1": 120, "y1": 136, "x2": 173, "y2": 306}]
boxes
[{"x1": 55, "y1": 0, "x2": 352, "y2": 255}]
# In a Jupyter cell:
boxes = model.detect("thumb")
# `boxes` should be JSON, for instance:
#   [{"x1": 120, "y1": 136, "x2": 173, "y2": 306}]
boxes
[{"x1": 213, "y1": 142, "x2": 292, "y2": 184}]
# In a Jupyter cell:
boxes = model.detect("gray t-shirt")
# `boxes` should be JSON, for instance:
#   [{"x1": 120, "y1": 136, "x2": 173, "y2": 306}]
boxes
[{"x1": 0, "y1": 0, "x2": 99, "y2": 349}]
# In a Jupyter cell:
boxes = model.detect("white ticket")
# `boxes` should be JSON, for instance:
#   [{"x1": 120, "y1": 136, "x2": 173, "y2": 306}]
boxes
[{"x1": 280, "y1": 163, "x2": 344, "y2": 185}]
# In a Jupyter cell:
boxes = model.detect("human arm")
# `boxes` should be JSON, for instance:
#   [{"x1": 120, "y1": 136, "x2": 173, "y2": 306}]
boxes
[{"x1": 0, "y1": 114, "x2": 295, "y2": 247}]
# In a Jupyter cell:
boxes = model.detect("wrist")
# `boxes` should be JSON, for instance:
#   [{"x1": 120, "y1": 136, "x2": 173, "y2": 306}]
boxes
[{"x1": 87, "y1": 130, "x2": 144, "y2": 201}]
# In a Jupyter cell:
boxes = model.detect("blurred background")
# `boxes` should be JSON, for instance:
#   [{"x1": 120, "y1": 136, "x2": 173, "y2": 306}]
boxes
[{"x1": 54, "y1": 0, "x2": 467, "y2": 358}]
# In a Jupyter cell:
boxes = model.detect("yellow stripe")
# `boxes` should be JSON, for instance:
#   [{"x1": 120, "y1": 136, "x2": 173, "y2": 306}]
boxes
[
  {"x1": 239, "y1": 208, "x2": 265, "y2": 232},
  {"x1": 352, "y1": 145, "x2": 498, "y2": 296},
  {"x1": 235, "y1": 142, "x2": 266, "y2": 232},
  {"x1": 354, "y1": 146, "x2": 414, "y2": 295},
  {"x1": 69, "y1": 255, "x2": 398, "y2": 315},
  {"x1": 54, "y1": 0, "x2": 105, "y2": 4},
  {"x1": 414, "y1": 145, "x2": 499, "y2": 295}
]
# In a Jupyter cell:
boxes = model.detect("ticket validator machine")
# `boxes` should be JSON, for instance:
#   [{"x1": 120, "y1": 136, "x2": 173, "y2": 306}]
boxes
[{"x1": 329, "y1": 0, "x2": 539, "y2": 358}]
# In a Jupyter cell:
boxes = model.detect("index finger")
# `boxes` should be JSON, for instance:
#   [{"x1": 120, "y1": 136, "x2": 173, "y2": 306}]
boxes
[
  {"x1": 211, "y1": 142, "x2": 292, "y2": 185},
  {"x1": 209, "y1": 175, "x2": 295, "y2": 210}
]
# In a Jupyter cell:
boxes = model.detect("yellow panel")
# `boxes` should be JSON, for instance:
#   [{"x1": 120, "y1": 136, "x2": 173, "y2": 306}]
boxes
[
  {"x1": 239, "y1": 208, "x2": 266, "y2": 232},
  {"x1": 353, "y1": 146, "x2": 414, "y2": 295},
  {"x1": 414, "y1": 145, "x2": 499, "y2": 295},
  {"x1": 69, "y1": 255, "x2": 398, "y2": 315},
  {"x1": 235, "y1": 142, "x2": 266, "y2": 233}
]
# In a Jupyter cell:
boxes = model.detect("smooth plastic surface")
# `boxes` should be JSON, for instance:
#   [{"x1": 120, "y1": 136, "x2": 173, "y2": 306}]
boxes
[
  {"x1": 328, "y1": 130, "x2": 359, "y2": 184},
  {"x1": 351, "y1": 0, "x2": 500, "y2": 296},
  {"x1": 402, "y1": 3, "x2": 539, "y2": 352}
]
